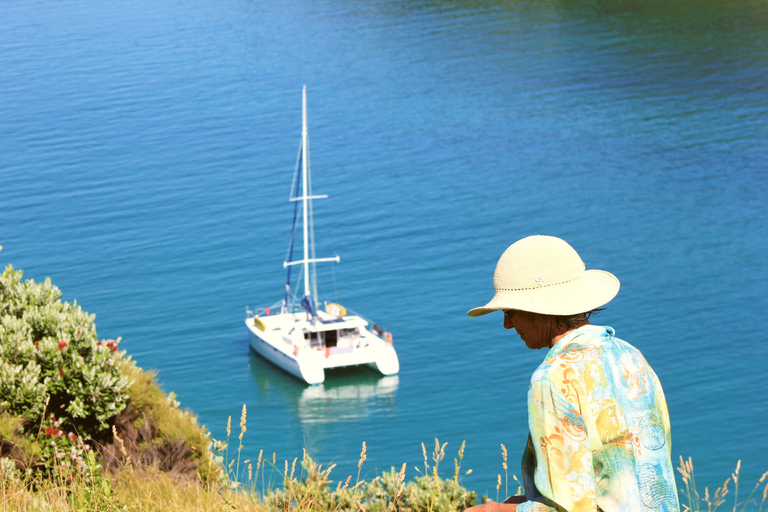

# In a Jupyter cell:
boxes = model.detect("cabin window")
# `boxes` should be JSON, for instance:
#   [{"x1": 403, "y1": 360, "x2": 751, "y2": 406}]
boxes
[
  {"x1": 339, "y1": 328, "x2": 360, "y2": 339},
  {"x1": 325, "y1": 329, "x2": 338, "y2": 348},
  {"x1": 303, "y1": 331, "x2": 323, "y2": 348}
]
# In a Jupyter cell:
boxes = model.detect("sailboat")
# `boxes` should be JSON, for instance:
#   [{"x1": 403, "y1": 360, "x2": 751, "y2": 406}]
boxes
[{"x1": 245, "y1": 86, "x2": 399, "y2": 385}]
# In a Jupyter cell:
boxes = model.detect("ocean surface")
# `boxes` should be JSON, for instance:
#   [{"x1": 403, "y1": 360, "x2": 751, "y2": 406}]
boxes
[{"x1": 2, "y1": 0, "x2": 767, "y2": 497}]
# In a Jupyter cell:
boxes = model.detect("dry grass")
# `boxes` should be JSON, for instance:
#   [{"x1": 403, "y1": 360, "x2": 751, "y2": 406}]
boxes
[
  {"x1": 3, "y1": 405, "x2": 768, "y2": 512},
  {"x1": 678, "y1": 456, "x2": 768, "y2": 512},
  {"x1": 0, "y1": 401, "x2": 477, "y2": 512}
]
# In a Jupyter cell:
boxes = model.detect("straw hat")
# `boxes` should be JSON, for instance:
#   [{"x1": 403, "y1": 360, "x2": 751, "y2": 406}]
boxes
[{"x1": 468, "y1": 235, "x2": 620, "y2": 317}]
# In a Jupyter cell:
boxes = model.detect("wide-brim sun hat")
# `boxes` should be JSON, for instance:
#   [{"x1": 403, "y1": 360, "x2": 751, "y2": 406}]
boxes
[{"x1": 468, "y1": 235, "x2": 620, "y2": 317}]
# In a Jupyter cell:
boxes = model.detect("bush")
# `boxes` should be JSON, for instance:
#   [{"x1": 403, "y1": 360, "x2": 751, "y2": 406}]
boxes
[{"x1": 0, "y1": 265, "x2": 132, "y2": 473}]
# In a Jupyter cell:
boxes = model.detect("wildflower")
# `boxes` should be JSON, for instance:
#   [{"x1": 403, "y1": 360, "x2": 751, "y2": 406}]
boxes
[
  {"x1": 33, "y1": 342, "x2": 39, "y2": 349},
  {"x1": 68, "y1": 432, "x2": 77, "y2": 442},
  {"x1": 58, "y1": 340, "x2": 68, "y2": 350},
  {"x1": 59, "y1": 368, "x2": 65, "y2": 376},
  {"x1": 44, "y1": 427, "x2": 55, "y2": 437}
]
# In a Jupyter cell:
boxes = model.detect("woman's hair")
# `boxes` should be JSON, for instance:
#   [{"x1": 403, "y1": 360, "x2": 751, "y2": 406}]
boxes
[{"x1": 553, "y1": 308, "x2": 604, "y2": 332}]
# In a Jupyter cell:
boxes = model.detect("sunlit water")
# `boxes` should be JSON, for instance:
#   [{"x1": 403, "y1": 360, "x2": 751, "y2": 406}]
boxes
[{"x1": 2, "y1": 0, "x2": 767, "y2": 495}]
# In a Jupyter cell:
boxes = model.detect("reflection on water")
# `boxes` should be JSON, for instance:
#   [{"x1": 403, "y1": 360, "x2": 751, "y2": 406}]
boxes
[
  {"x1": 247, "y1": 351, "x2": 398, "y2": 426},
  {"x1": 299, "y1": 374, "x2": 398, "y2": 424}
]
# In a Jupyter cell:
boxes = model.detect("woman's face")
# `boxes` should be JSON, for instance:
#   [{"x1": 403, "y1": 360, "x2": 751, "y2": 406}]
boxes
[{"x1": 503, "y1": 309, "x2": 553, "y2": 350}]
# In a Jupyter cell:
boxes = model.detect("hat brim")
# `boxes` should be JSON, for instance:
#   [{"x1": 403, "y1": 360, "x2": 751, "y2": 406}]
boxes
[{"x1": 467, "y1": 269, "x2": 620, "y2": 317}]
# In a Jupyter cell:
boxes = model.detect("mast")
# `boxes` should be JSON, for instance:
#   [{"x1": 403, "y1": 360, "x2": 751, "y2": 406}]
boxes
[
  {"x1": 283, "y1": 86, "x2": 340, "y2": 316},
  {"x1": 301, "y1": 86, "x2": 311, "y2": 298}
]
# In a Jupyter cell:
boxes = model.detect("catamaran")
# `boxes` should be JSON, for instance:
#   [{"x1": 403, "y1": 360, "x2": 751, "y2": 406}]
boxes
[{"x1": 245, "y1": 86, "x2": 399, "y2": 385}]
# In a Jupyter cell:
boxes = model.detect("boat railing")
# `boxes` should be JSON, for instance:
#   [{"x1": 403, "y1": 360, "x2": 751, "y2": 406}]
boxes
[
  {"x1": 245, "y1": 301, "x2": 285, "y2": 319},
  {"x1": 245, "y1": 303, "x2": 391, "y2": 341},
  {"x1": 343, "y1": 307, "x2": 389, "y2": 339}
]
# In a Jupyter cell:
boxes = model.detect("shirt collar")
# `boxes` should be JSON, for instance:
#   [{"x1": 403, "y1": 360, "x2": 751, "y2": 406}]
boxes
[{"x1": 545, "y1": 324, "x2": 615, "y2": 360}]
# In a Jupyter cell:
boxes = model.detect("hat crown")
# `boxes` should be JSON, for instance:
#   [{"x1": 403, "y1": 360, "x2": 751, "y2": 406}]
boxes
[{"x1": 493, "y1": 235, "x2": 585, "y2": 291}]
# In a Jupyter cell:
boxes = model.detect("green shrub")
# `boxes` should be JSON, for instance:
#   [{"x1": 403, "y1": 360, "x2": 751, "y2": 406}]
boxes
[{"x1": 0, "y1": 265, "x2": 132, "y2": 474}]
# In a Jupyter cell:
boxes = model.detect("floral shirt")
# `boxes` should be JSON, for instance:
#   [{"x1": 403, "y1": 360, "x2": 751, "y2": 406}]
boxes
[{"x1": 516, "y1": 325, "x2": 679, "y2": 512}]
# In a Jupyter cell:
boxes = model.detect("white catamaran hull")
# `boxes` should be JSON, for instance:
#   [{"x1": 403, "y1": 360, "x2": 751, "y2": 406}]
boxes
[
  {"x1": 246, "y1": 314, "x2": 399, "y2": 385},
  {"x1": 248, "y1": 332, "x2": 324, "y2": 384}
]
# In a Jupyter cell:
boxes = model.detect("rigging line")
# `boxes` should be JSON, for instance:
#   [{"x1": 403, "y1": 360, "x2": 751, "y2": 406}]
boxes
[
  {"x1": 284, "y1": 140, "x2": 303, "y2": 308},
  {"x1": 286, "y1": 265, "x2": 304, "y2": 310},
  {"x1": 307, "y1": 136, "x2": 320, "y2": 302},
  {"x1": 288, "y1": 265, "x2": 305, "y2": 310},
  {"x1": 321, "y1": 175, "x2": 341, "y2": 304},
  {"x1": 288, "y1": 139, "x2": 302, "y2": 203},
  {"x1": 331, "y1": 258, "x2": 340, "y2": 305}
]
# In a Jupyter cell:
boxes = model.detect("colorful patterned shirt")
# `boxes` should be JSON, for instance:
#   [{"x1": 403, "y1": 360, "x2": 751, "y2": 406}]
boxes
[{"x1": 516, "y1": 325, "x2": 679, "y2": 512}]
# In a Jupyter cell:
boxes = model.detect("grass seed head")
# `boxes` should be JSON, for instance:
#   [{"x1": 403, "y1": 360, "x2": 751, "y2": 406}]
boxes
[
  {"x1": 501, "y1": 443, "x2": 508, "y2": 471},
  {"x1": 358, "y1": 441, "x2": 367, "y2": 470},
  {"x1": 112, "y1": 425, "x2": 132, "y2": 469},
  {"x1": 239, "y1": 405, "x2": 247, "y2": 441}
]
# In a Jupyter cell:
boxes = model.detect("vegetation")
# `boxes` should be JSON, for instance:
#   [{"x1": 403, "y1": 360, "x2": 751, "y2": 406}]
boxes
[{"x1": 1, "y1": 263, "x2": 767, "y2": 511}]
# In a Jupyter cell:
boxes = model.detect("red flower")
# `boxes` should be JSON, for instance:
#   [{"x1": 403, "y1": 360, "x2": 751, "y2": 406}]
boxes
[
  {"x1": 33, "y1": 342, "x2": 39, "y2": 349},
  {"x1": 58, "y1": 340, "x2": 68, "y2": 350},
  {"x1": 44, "y1": 427, "x2": 63, "y2": 438},
  {"x1": 106, "y1": 340, "x2": 118, "y2": 352},
  {"x1": 59, "y1": 369, "x2": 65, "y2": 376},
  {"x1": 68, "y1": 432, "x2": 77, "y2": 442}
]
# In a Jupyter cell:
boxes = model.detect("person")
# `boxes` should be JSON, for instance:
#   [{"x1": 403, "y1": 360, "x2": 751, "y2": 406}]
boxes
[{"x1": 464, "y1": 235, "x2": 679, "y2": 512}]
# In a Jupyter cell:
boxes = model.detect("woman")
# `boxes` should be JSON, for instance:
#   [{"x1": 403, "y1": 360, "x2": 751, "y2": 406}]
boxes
[{"x1": 465, "y1": 235, "x2": 679, "y2": 512}]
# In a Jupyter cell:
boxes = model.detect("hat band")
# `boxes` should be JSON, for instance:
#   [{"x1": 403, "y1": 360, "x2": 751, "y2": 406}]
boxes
[{"x1": 495, "y1": 274, "x2": 582, "y2": 292}]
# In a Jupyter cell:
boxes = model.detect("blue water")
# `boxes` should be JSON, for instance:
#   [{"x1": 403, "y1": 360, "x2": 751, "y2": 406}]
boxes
[{"x1": 2, "y1": 0, "x2": 767, "y2": 497}]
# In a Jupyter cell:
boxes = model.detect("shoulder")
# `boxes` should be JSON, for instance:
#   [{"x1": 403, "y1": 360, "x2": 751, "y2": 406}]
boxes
[{"x1": 530, "y1": 325, "x2": 621, "y2": 390}]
